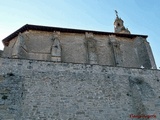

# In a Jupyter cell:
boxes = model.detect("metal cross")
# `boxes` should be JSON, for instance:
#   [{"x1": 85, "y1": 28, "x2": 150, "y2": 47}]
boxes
[{"x1": 115, "y1": 10, "x2": 118, "y2": 17}]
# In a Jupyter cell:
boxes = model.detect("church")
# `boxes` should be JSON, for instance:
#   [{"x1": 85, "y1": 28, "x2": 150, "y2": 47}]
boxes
[
  {"x1": 2, "y1": 12, "x2": 156, "y2": 69},
  {"x1": 0, "y1": 12, "x2": 159, "y2": 119}
]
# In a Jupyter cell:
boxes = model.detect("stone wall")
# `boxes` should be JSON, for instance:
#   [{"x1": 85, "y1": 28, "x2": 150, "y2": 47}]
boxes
[
  {"x1": 0, "y1": 58, "x2": 159, "y2": 120},
  {"x1": 2, "y1": 30, "x2": 157, "y2": 69},
  {"x1": 0, "y1": 50, "x2": 3, "y2": 57}
]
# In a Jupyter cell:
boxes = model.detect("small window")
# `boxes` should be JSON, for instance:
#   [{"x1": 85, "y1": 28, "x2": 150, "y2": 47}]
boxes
[{"x1": 117, "y1": 23, "x2": 120, "y2": 26}]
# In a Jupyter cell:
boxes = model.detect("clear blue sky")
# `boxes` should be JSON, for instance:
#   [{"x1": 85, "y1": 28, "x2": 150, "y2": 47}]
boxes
[{"x1": 0, "y1": 0, "x2": 159, "y2": 68}]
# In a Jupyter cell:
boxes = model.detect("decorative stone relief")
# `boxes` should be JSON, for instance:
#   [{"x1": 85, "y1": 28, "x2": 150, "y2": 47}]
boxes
[{"x1": 51, "y1": 31, "x2": 61, "y2": 62}]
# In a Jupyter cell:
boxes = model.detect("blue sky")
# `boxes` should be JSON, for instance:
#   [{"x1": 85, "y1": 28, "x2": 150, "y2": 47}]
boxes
[{"x1": 0, "y1": 0, "x2": 160, "y2": 68}]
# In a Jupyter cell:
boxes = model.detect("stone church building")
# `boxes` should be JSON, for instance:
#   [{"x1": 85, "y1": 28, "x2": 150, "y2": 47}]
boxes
[
  {"x1": 0, "y1": 13, "x2": 159, "y2": 120},
  {"x1": 2, "y1": 13, "x2": 157, "y2": 69}
]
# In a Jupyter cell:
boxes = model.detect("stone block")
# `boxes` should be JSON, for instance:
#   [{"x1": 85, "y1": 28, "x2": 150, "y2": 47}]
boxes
[
  {"x1": 51, "y1": 57, "x2": 61, "y2": 62},
  {"x1": 85, "y1": 32, "x2": 94, "y2": 39}
]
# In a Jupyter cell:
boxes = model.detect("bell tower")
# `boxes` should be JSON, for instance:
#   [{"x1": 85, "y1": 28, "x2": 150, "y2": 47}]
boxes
[{"x1": 114, "y1": 10, "x2": 130, "y2": 34}]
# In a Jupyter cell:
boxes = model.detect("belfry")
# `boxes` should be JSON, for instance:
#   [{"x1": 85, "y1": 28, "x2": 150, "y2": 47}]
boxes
[{"x1": 114, "y1": 10, "x2": 130, "y2": 34}]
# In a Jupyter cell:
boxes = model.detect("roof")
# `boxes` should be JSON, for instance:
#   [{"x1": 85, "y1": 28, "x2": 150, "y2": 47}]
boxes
[{"x1": 2, "y1": 24, "x2": 148, "y2": 46}]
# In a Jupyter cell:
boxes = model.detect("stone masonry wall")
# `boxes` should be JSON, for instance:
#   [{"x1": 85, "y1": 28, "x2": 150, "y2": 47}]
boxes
[
  {"x1": 2, "y1": 30, "x2": 157, "y2": 69},
  {"x1": 0, "y1": 50, "x2": 3, "y2": 57},
  {"x1": 0, "y1": 58, "x2": 160, "y2": 120}
]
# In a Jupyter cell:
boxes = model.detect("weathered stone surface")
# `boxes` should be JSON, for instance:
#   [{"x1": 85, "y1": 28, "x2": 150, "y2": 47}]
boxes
[
  {"x1": 12, "y1": 33, "x2": 28, "y2": 59},
  {"x1": 134, "y1": 37, "x2": 152, "y2": 69},
  {"x1": 2, "y1": 30, "x2": 156, "y2": 69},
  {"x1": 0, "y1": 57, "x2": 159, "y2": 120},
  {"x1": 51, "y1": 32, "x2": 61, "y2": 62},
  {"x1": 85, "y1": 32, "x2": 94, "y2": 39},
  {"x1": 0, "y1": 15, "x2": 158, "y2": 120},
  {"x1": 0, "y1": 50, "x2": 3, "y2": 57},
  {"x1": 86, "y1": 38, "x2": 98, "y2": 64}
]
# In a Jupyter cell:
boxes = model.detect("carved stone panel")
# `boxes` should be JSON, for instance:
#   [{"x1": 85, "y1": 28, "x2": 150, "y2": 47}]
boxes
[
  {"x1": 51, "y1": 32, "x2": 61, "y2": 62},
  {"x1": 112, "y1": 42, "x2": 123, "y2": 67}
]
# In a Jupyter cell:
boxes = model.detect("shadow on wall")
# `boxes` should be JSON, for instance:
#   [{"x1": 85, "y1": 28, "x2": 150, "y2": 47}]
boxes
[
  {"x1": 129, "y1": 76, "x2": 156, "y2": 117},
  {"x1": 0, "y1": 50, "x2": 3, "y2": 57}
]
